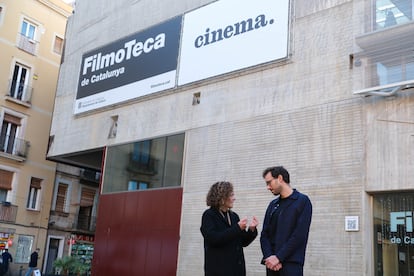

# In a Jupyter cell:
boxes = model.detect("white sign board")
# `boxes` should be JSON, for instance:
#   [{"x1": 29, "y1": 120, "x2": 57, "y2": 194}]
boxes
[{"x1": 178, "y1": 0, "x2": 290, "y2": 85}]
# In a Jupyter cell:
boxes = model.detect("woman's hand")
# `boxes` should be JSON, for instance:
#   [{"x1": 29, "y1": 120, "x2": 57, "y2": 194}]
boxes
[
  {"x1": 249, "y1": 216, "x2": 259, "y2": 231},
  {"x1": 238, "y1": 217, "x2": 248, "y2": 230}
]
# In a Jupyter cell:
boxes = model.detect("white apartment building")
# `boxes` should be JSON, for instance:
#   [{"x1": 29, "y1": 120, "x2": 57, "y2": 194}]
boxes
[{"x1": 0, "y1": 0, "x2": 72, "y2": 275}]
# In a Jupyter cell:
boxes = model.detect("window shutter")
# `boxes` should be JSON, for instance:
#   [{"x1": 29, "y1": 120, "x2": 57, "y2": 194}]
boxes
[
  {"x1": 56, "y1": 183, "x2": 67, "y2": 212},
  {"x1": 0, "y1": 169, "x2": 13, "y2": 190},
  {"x1": 54, "y1": 36, "x2": 63, "y2": 54},
  {"x1": 3, "y1": 114, "x2": 21, "y2": 126},
  {"x1": 30, "y1": 177, "x2": 42, "y2": 189},
  {"x1": 80, "y1": 188, "x2": 95, "y2": 207}
]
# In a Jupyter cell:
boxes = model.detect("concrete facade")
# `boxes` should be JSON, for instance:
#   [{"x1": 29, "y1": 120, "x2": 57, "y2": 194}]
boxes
[{"x1": 47, "y1": 0, "x2": 414, "y2": 275}]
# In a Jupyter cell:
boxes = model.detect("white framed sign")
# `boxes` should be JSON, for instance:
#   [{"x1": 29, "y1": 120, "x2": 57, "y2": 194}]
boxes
[
  {"x1": 345, "y1": 216, "x2": 359, "y2": 231},
  {"x1": 178, "y1": 0, "x2": 290, "y2": 85}
]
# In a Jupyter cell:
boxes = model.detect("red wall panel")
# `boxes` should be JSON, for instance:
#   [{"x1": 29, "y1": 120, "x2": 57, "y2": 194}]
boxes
[{"x1": 91, "y1": 188, "x2": 183, "y2": 276}]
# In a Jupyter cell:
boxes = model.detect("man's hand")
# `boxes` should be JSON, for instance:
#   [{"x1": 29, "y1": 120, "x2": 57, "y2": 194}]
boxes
[{"x1": 265, "y1": 255, "x2": 282, "y2": 271}]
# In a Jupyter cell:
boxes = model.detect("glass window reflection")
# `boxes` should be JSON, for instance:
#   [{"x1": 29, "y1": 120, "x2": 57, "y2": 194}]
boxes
[
  {"x1": 103, "y1": 133, "x2": 184, "y2": 193},
  {"x1": 375, "y1": 0, "x2": 413, "y2": 30},
  {"x1": 373, "y1": 192, "x2": 414, "y2": 275}
]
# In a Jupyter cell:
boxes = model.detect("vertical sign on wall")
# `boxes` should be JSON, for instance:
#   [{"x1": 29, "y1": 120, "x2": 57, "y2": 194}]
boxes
[
  {"x1": 74, "y1": 16, "x2": 182, "y2": 114},
  {"x1": 178, "y1": 0, "x2": 290, "y2": 85}
]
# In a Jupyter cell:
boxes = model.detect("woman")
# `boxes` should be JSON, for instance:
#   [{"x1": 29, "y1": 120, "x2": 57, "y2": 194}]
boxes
[{"x1": 200, "y1": 181, "x2": 259, "y2": 276}]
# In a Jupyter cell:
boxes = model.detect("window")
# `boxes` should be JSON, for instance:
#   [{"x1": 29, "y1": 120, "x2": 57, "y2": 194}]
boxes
[
  {"x1": 0, "y1": 6, "x2": 4, "y2": 26},
  {"x1": 27, "y1": 177, "x2": 42, "y2": 210},
  {"x1": 15, "y1": 235, "x2": 33, "y2": 263},
  {"x1": 374, "y1": 50, "x2": 414, "y2": 87},
  {"x1": 21, "y1": 20, "x2": 36, "y2": 40},
  {"x1": 0, "y1": 169, "x2": 13, "y2": 202},
  {"x1": 0, "y1": 189, "x2": 6, "y2": 202},
  {"x1": 77, "y1": 188, "x2": 96, "y2": 230},
  {"x1": 127, "y1": 180, "x2": 148, "y2": 190},
  {"x1": 373, "y1": 192, "x2": 414, "y2": 275},
  {"x1": 374, "y1": 0, "x2": 413, "y2": 30},
  {"x1": 0, "y1": 112, "x2": 28, "y2": 158},
  {"x1": 18, "y1": 19, "x2": 37, "y2": 55},
  {"x1": 53, "y1": 36, "x2": 64, "y2": 55},
  {"x1": 0, "y1": 169, "x2": 13, "y2": 194},
  {"x1": 54, "y1": 183, "x2": 68, "y2": 213},
  {"x1": 9, "y1": 63, "x2": 30, "y2": 102},
  {"x1": 0, "y1": 113, "x2": 21, "y2": 154},
  {"x1": 103, "y1": 133, "x2": 185, "y2": 193},
  {"x1": 355, "y1": 6, "x2": 414, "y2": 93},
  {"x1": 132, "y1": 140, "x2": 151, "y2": 166},
  {"x1": 352, "y1": 46, "x2": 414, "y2": 92}
]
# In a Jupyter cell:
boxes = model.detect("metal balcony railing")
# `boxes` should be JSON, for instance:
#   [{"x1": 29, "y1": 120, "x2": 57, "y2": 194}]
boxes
[
  {"x1": 0, "y1": 135, "x2": 30, "y2": 158},
  {"x1": 80, "y1": 169, "x2": 101, "y2": 183},
  {"x1": 0, "y1": 203, "x2": 17, "y2": 223},
  {"x1": 75, "y1": 214, "x2": 96, "y2": 232},
  {"x1": 127, "y1": 154, "x2": 158, "y2": 175},
  {"x1": 6, "y1": 79, "x2": 33, "y2": 104},
  {"x1": 17, "y1": 33, "x2": 37, "y2": 55}
]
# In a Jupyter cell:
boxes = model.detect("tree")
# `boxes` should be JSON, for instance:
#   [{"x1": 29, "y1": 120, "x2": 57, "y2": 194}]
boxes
[{"x1": 53, "y1": 256, "x2": 89, "y2": 276}]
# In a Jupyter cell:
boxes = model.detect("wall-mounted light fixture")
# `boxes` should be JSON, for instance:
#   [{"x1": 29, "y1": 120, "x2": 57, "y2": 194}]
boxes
[
  {"x1": 108, "y1": 115, "x2": 118, "y2": 138},
  {"x1": 192, "y1": 92, "x2": 201, "y2": 105}
]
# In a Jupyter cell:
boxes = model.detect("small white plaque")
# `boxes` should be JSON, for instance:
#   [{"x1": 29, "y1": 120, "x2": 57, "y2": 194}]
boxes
[{"x1": 345, "y1": 216, "x2": 359, "y2": 231}]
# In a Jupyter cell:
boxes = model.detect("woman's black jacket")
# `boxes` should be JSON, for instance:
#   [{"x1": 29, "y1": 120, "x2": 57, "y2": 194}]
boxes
[{"x1": 200, "y1": 207, "x2": 257, "y2": 276}]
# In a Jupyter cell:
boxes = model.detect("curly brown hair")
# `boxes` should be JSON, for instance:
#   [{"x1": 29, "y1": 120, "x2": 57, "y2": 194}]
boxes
[{"x1": 206, "y1": 181, "x2": 233, "y2": 208}]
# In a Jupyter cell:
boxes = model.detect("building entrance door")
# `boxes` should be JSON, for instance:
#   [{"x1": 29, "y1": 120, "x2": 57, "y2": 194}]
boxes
[
  {"x1": 373, "y1": 192, "x2": 414, "y2": 276},
  {"x1": 45, "y1": 238, "x2": 60, "y2": 275}
]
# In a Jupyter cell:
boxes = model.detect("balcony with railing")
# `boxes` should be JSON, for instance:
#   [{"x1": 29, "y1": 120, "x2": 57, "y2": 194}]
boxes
[
  {"x1": 0, "y1": 135, "x2": 30, "y2": 161},
  {"x1": 353, "y1": 0, "x2": 414, "y2": 96},
  {"x1": 48, "y1": 212, "x2": 96, "y2": 233},
  {"x1": 6, "y1": 79, "x2": 33, "y2": 105},
  {"x1": 17, "y1": 33, "x2": 37, "y2": 55},
  {"x1": 74, "y1": 213, "x2": 96, "y2": 232},
  {"x1": 0, "y1": 202, "x2": 17, "y2": 223},
  {"x1": 79, "y1": 169, "x2": 101, "y2": 185}
]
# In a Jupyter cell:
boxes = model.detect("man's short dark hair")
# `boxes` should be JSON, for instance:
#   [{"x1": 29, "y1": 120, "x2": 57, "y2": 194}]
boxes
[{"x1": 262, "y1": 166, "x2": 290, "y2": 183}]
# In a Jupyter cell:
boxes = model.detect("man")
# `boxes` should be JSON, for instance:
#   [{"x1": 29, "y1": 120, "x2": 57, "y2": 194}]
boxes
[
  {"x1": 260, "y1": 166, "x2": 312, "y2": 276},
  {"x1": 25, "y1": 248, "x2": 39, "y2": 276},
  {"x1": 1, "y1": 249, "x2": 12, "y2": 275}
]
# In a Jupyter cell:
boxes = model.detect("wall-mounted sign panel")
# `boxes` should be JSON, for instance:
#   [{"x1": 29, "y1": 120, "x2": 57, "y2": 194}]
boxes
[
  {"x1": 74, "y1": 16, "x2": 182, "y2": 114},
  {"x1": 178, "y1": 0, "x2": 290, "y2": 85}
]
